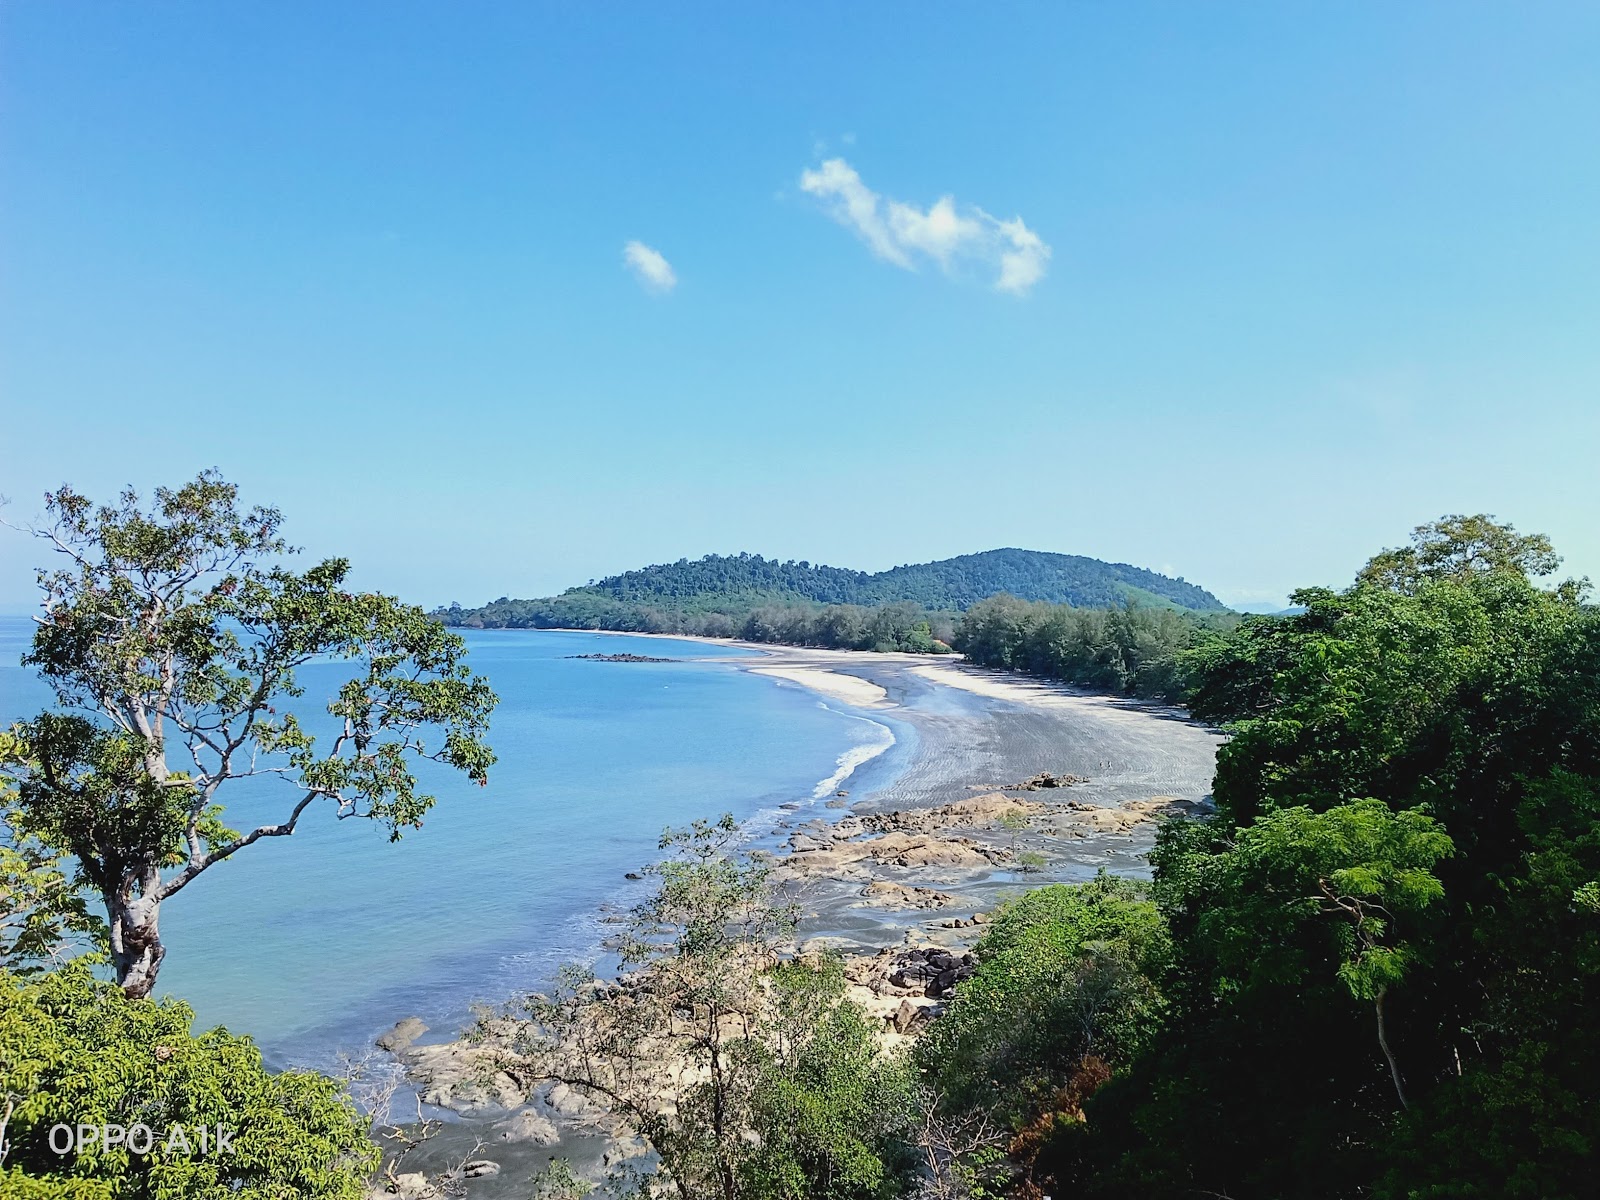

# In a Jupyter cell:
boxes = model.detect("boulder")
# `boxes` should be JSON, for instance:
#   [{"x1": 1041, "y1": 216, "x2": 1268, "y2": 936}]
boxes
[
  {"x1": 891, "y1": 999, "x2": 935, "y2": 1034},
  {"x1": 493, "y1": 1108, "x2": 560, "y2": 1146},
  {"x1": 859, "y1": 881, "x2": 958, "y2": 910},
  {"x1": 376, "y1": 1017, "x2": 428, "y2": 1053},
  {"x1": 370, "y1": 1173, "x2": 439, "y2": 1199}
]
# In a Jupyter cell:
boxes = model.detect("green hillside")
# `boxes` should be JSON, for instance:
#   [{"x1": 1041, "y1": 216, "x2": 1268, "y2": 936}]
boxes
[{"x1": 439, "y1": 548, "x2": 1227, "y2": 630}]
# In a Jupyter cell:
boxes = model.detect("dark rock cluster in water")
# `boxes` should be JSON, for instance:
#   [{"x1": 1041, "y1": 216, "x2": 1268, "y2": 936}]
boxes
[{"x1": 565, "y1": 652, "x2": 678, "y2": 663}]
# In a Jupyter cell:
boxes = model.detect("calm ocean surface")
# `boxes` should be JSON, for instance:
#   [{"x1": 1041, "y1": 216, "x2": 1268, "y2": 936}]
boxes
[{"x1": 0, "y1": 617, "x2": 907, "y2": 1067}]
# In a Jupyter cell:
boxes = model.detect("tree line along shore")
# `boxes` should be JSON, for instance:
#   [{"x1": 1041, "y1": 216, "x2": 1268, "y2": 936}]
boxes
[
  {"x1": 443, "y1": 597, "x2": 1245, "y2": 704},
  {"x1": 432, "y1": 546, "x2": 1241, "y2": 694},
  {"x1": 4, "y1": 479, "x2": 1598, "y2": 1200}
]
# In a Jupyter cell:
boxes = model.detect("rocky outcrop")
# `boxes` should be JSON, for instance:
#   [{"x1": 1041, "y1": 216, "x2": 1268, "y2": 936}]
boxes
[
  {"x1": 491, "y1": 1108, "x2": 560, "y2": 1146},
  {"x1": 1055, "y1": 794, "x2": 1200, "y2": 835},
  {"x1": 368, "y1": 1173, "x2": 439, "y2": 1199},
  {"x1": 399, "y1": 1020, "x2": 528, "y2": 1115},
  {"x1": 376, "y1": 1017, "x2": 428, "y2": 1053},
  {"x1": 856, "y1": 880, "x2": 958, "y2": 909},
  {"x1": 862, "y1": 792, "x2": 1046, "y2": 835},
  {"x1": 1006, "y1": 771, "x2": 1088, "y2": 790},
  {"x1": 845, "y1": 944, "x2": 978, "y2": 1001}
]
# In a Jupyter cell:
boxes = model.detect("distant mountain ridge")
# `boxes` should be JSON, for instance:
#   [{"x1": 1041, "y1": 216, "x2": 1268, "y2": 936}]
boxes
[{"x1": 440, "y1": 548, "x2": 1228, "y2": 630}]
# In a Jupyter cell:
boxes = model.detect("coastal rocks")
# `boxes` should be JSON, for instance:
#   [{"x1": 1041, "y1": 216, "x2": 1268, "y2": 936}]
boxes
[
  {"x1": 1007, "y1": 771, "x2": 1088, "y2": 790},
  {"x1": 887, "y1": 947, "x2": 977, "y2": 998},
  {"x1": 376, "y1": 1017, "x2": 429, "y2": 1053},
  {"x1": 862, "y1": 831, "x2": 1000, "y2": 869},
  {"x1": 862, "y1": 792, "x2": 1046, "y2": 835},
  {"x1": 492, "y1": 1108, "x2": 560, "y2": 1146},
  {"x1": 370, "y1": 1172, "x2": 440, "y2": 1199},
  {"x1": 603, "y1": 1137, "x2": 651, "y2": 1168},
  {"x1": 1056, "y1": 795, "x2": 1198, "y2": 835},
  {"x1": 857, "y1": 881, "x2": 957, "y2": 910},
  {"x1": 846, "y1": 945, "x2": 977, "y2": 1001},
  {"x1": 565, "y1": 652, "x2": 678, "y2": 663},
  {"x1": 934, "y1": 912, "x2": 991, "y2": 929},
  {"x1": 402, "y1": 1036, "x2": 527, "y2": 1115},
  {"x1": 891, "y1": 997, "x2": 944, "y2": 1034},
  {"x1": 547, "y1": 1081, "x2": 600, "y2": 1120}
]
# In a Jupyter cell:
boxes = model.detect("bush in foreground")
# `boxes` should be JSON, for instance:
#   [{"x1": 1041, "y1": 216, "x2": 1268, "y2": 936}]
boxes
[{"x1": 0, "y1": 964, "x2": 378, "y2": 1199}]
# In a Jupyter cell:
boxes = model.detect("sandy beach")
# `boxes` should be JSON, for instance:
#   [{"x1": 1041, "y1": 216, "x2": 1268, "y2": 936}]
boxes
[
  {"x1": 386, "y1": 640, "x2": 1225, "y2": 1195},
  {"x1": 747, "y1": 664, "x2": 890, "y2": 707},
  {"x1": 715, "y1": 644, "x2": 1223, "y2": 946}
]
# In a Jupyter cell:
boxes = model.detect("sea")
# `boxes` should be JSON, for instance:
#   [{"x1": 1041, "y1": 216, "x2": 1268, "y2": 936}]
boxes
[{"x1": 0, "y1": 616, "x2": 908, "y2": 1068}]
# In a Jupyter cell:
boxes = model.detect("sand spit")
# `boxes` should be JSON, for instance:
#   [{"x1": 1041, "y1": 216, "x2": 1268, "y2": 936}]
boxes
[{"x1": 748, "y1": 665, "x2": 889, "y2": 707}]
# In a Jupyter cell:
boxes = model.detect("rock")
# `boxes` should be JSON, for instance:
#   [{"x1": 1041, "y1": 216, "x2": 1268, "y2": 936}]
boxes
[
  {"x1": 861, "y1": 831, "x2": 997, "y2": 869},
  {"x1": 493, "y1": 1108, "x2": 560, "y2": 1146},
  {"x1": 1009, "y1": 771, "x2": 1089, "y2": 790},
  {"x1": 858, "y1": 881, "x2": 958, "y2": 910},
  {"x1": 603, "y1": 1137, "x2": 650, "y2": 1167},
  {"x1": 861, "y1": 793, "x2": 1047, "y2": 836},
  {"x1": 547, "y1": 1081, "x2": 596, "y2": 1118},
  {"x1": 566, "y1": 652, "x2": 677, "y2": 663},
  {"x1": 892, "y1": 999, "x2": 933, "y2": 1034},
  {"x1": 869, "y1": 945, "x2": 978, "y2": 998},
  {"x1": 624, "y1": 871, "x2": 642, "y2": 880},
  {"x1": 462, "y1": 1160, "x2": 500, "y2": 1178},
  {"x1": 406, "y1": 1039, "x2": 528, "y2": 1115},
  {"x1": 376, "y1": 1017, "x2": 428, "y2": 1053},
  {"x1": 372, "y1": 1172, "x2": 439, "y2": 1199}
]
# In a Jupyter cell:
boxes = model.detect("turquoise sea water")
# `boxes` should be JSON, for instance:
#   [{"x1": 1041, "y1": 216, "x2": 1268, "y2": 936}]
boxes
[{"x1": 0, "y1": 617, "x2": 903, "y2": 1066}]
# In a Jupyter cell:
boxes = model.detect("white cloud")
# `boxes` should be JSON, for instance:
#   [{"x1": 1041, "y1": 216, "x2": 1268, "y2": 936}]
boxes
[
  {"x1": 798, "y1": 158, "x2": 1050, "y2": 295},
  {"x1": 623, "y1": 240, "x2": 677, "y2": 293},
  {"x1": 994, "y1": 216, "x2": 1050, "y2": 295}
]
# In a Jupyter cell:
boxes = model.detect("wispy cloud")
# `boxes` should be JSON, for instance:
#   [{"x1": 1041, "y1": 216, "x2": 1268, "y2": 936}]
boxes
[
  {"x1": 798, "y1": 158, "x2": 1050, "y2": 295},
  {"x1": 623, "y1": 240, "x2": 677, "y2": 293}
]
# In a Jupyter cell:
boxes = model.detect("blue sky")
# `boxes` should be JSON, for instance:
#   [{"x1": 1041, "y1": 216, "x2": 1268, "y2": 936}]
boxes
[{"x1": 3, "y1": 2, "x2": 1597, "y2": 611}]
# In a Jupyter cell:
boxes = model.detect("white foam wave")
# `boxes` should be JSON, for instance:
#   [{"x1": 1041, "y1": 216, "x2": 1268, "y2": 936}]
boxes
[{"x1": 811, "y1": 709, "x2": 895, "y2": 799}]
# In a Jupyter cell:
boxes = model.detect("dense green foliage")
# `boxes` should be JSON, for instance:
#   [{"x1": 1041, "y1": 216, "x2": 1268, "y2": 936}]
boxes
[
  {"x1": 437, "y1": 547, "x2": 1227, "y2": 635},
  {"x1": 5, "y1": 473, "x2": 497, "y2": 999},
  {"x1": 0, "y1": 964, "x2": 378, "y2": 1198},
  {"x1": 744, "y1": 958, "x2": 918, "y2": 1200},
  {"x1": 918, "y1": 877, "x2": 1166, "y2": 1128},
  {"x1": 953, "y1": 594, "x2": 1240, "y2": 698},
  {"x1": 0, "y1": 734, "x2": 105, "y2": 976},
  {"x1": 925, "y1": 516, "x2": 1600, "y2": 1199}
]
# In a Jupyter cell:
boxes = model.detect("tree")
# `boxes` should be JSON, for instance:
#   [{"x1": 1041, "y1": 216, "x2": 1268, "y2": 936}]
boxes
[
  {"x1": 1054, "y1": 518, "x2": 1600, "y2": 1199},
  {"x1": 918, "y1": 877, "x2": 1166, "y2": 1130},
  {"x1": 0, "y1": 736, "x2": 105, "y2": 976},
  {"x1": 5, "y1": 474, "x2": 497, "y2": 997},
  {"x1": 1175, "y1": 801, "x2": 1454, "y2": 1110},
  {"x1": 0, "y1": 964, "x2": 378, "y2": 1198},
  {"x1": 495, "y1": 816, "x2": 914, "y2": 1200},
  {"x1": 1356, "y1": 513, "x2": 1562, "y2": 593}
]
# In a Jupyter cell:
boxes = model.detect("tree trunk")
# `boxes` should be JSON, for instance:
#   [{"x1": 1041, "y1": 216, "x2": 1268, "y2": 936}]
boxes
[
  {"x1": 106, "y1": 871, "x2": 166, "y2": 1000},
  {"x1": 1374, "y1": 987, "x2": 1408, "y2": 1110}
]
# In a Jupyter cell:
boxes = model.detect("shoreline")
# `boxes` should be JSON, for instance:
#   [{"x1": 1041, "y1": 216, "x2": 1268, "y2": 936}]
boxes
[{"x1": 383, "y1": 634, "x2": 1225, "y2": 1194}]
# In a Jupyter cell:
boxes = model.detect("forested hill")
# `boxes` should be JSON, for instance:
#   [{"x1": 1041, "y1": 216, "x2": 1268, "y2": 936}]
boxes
[{"x1": 439, "y1": 548, "x2": 1227, "y2": 630}]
